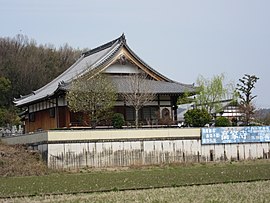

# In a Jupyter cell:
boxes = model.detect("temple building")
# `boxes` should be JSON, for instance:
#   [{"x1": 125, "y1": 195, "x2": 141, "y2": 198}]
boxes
[{"x1": 15, "y1": 34, "x2": 195, "y2": 133}]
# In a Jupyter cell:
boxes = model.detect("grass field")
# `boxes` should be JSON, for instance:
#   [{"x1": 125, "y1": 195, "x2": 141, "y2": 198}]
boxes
[
  {"x1": 4, "y1": 180, "x2": 270, "y2": 203},
  {"x1": 0, "y1": 160, "x2": 270, "y2": 199}
]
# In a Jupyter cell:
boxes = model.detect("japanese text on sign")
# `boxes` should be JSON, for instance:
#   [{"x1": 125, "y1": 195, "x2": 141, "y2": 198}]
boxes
[{"x1": 201, "y1": 126, "x2": 270, "y2": 144}]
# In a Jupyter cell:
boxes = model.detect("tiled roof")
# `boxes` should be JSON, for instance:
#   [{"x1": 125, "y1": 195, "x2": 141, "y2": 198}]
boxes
[
  {"x1": 111, "y1": 76, "x2": 195, "y2": 94},
  {"x1": 14, "y1": 34, "x2": 195, "y2": 106},
  {"x1": 61, "y1": 75, "x2": 195, "y2": 94},
  {"x1": 14, "y1": 35, "x2": 124, "y2": 106}
]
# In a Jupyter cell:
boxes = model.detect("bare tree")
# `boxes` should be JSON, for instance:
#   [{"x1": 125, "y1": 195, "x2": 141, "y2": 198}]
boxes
[
  {"x1": 0, "y1": 34, "x2": 80, "y2": 106},
  {"x1": 67, "y1": 74, "x2": 117, "y2": 128},
  {"x1": 120, "y1": 73, "x2": 156, "y2": 128},
  {"x1": 237, "y1": 74, "x2": 259, "y2": 125}
]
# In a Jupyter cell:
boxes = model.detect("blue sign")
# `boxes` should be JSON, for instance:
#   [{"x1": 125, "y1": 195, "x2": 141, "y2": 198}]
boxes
[{"x1": 201, "y1": 126, "x2": 270, "y2": 144}]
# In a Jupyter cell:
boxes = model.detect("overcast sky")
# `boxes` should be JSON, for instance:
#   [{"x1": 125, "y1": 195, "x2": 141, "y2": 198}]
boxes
[{"x1": 1, "y1": 0, "x2": 270, "y2": 108}]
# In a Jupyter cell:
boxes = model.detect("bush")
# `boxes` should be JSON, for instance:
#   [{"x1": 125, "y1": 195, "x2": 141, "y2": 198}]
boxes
[
  {"x1": 215, "y1": 117, "x2": 231, "y2": 127},
  {"x1": 0, "y1": 107, "x2": 20, "y2": 127},
  {"x1": 184, "y1": 108, "x2": 211, "y2": 127},
  {"x1": 112, "y1": 113, "x2": 125, "y2": 129}
]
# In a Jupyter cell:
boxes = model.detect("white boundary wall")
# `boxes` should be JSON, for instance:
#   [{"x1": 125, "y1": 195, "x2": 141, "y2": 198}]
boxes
[
  {"x1": 47, "y1": 140, "x2": 270, "y2": 169},
  {"x1": 1, "y1": 128, "x2": 270, "y2": 169}
]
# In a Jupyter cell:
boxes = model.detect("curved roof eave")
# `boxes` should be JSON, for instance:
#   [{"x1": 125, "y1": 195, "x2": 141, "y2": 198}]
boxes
[
  {"x1": 14, "y1": 34, "x2": 195, "y2": 107},
  {"x1": 122, "y1": 43, "x2": 173, "y2": 82},
  {"x1": 122, "y1": 44, "x2": 196, "y2": 88},
  {"x1": 15, "y1": 36, "x2": 124, "y2": 107}
]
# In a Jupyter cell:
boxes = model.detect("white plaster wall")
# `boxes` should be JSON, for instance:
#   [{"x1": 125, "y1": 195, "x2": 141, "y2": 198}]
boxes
[{"x1": 104, "y1": 63, "x2": 142, "y2": 74}]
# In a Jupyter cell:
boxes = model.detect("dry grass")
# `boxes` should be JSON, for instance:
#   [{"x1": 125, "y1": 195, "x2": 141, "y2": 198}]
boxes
[
  {"x1": 0, "y1": 141, "x2": 49, "y2": 177},
  {"x1": 3, "y1": 180, "x2": 270, "y2": 203}
]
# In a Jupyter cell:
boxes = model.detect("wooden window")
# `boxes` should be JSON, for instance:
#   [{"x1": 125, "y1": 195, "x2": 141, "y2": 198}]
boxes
[
  {"x1": 126, "y1": 107, "x2": 135, "y2": 121},
  {"x1": 142, "y1": 107, "x2": 151, "y2": 120},
  {"x1": 49, "y1": 108, "x2": 55, "y2": 118},
  {"x1": 141, "y1": 107, "x2": 159, "y2": 124},
  {"x1": 29, "y1": 113, "x2": 35, "y2": 122}
]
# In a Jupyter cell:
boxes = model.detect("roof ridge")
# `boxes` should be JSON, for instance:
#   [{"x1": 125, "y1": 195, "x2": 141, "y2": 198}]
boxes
[
  {"x1": 71, "y1": 41, "x2": 122, "y2": 82},
  {"x1": 82, "y1": 34, "x2": 125, "y2": 57}
]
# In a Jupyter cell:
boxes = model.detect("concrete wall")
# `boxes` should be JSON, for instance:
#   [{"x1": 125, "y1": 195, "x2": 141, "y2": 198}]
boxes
[
  {"x1": 1, "y1": 132, "x2": 48, "y2": 145},
  {"x1": 47, "y1": 140, "x2": 270, "y2": 169},
  {"x1": 47, "y1": 128, "x2": 200, "y2": 141},
  {"x1": 1, "y1": 128, "x2": 269, "y2": 169},
  {"x1": 1, "y1": 128, "x2": 200, "y2": 145}
]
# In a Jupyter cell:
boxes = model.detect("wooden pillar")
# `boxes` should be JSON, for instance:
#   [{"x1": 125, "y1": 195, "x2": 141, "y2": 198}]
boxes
[
  {"x1": 124, "y1": 98, "x2": 127, "y2": 121},
  {"x1": 56, "y1": 96, "x2": 59, "y2": 129},
  {"x1": 66, "y1": 107, "x2": 71, "y2": 128},
  {"x1": 171, "y1": 95, "x2": 178, "y2": 122},
  {"x1": 170, "y1": 95, "x2": 174, "y2": 121},
  {"x1": 157, "y1": 94, "x2": 160, "y2": 119},
  {"x1": 27, "y1": 105, "x2": 30, "y2": 133}
]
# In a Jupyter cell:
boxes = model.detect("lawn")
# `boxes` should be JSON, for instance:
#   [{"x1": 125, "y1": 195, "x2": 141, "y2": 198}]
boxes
[{"x1": 0, "y1": 160, "x2": 270, "y2": 198}]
